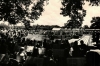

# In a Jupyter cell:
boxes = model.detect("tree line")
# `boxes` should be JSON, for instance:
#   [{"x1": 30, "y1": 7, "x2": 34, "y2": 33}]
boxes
[{"x1": 0, "y1": 0, "x2": 100, "y2": 29}]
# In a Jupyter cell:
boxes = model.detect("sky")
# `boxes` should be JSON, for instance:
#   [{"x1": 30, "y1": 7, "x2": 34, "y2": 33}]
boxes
[
  {"x1": 33, "y1": 0, "x2": 100, "y2": 27},
  {"x1": 1, "y1": 0, "x2": 100, "y2": 27}
]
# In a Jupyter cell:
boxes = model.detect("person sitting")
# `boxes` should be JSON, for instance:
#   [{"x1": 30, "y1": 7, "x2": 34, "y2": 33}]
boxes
[
  {"x1": 32, "y1": 47, "x2": 39, "y2": 57},
  {"x1": 60, "y1": 41, "x2": 65, "y2": 49},
  {"x1": 79, "y1": 40, "x2": 87, "y2": 57},
  {"x1": 36, "y1": 42, "x2": 40, "y2": 48},
  {"x1": 43, "y1": 39, "x2": 47, "y2": 48},
  {"x1": 16, "y1": 48, "x2": 27, "y2": 63},
  {"x1": 72, "y1": 41, "x2": 81, "y2": 57}
]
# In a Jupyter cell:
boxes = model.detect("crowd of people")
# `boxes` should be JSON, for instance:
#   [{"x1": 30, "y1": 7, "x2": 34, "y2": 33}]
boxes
[{"x1": 0, "y1": 28, "x2": 95, "y2": 66}]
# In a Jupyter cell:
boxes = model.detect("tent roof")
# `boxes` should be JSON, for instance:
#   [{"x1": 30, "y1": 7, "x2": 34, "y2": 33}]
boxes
[{"x1": 52, "y1": 28, "x2": 61, "y2": 30}]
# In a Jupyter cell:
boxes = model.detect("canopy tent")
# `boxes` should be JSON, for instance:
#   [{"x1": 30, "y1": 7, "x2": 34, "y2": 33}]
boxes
[
  {"x1": 68, "y1": 34, "x2": 92, "y2": 46},
  {"x1": 52, "y1": 28, "x2": 61, "y2": 31},
  {"x1": 89, "y1": 49, "x2": 100, "y2": 55}
]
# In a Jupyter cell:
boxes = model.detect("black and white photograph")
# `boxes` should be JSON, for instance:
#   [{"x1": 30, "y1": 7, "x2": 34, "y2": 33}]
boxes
[{"x1": 0, "y1": 0, "x2": 100, "y2": 66}]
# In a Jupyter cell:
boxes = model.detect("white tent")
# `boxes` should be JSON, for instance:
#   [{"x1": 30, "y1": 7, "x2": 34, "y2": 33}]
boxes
[
  {"x1": 68, "y1": 34, "x2": 92, "y2": 46},
  {"x1": 52, "y1": 28, "x2": 61, "y2": 31}
]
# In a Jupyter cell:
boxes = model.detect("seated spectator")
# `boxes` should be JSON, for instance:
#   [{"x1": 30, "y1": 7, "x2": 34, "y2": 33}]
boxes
[
  {"x1": 48, "y1": 50, "x2": 53, "y2": 57},
  {"x1": 79, "y1": 40, "x2": 88, "y2": 56},
  {"x1": 64, "y1": 48, "x2": 70, "y2": 58},
  {"x1": 17, "y1": 48, "x2": 26, "y2": 63},
  {"x1": 60, "y1": 41, "x2": 65, "y2": 49},
  {"x1": 53, "y1": 40, "x2": 60, "y2": 49},
  {"x1": 0, "y1": 40, "x2": 8, "y2": 54},
  {"x1": 61, "y1": 40, "x2": 70, "y2": 50},
  {"x1": 72, "y1": 41, "x2": 81, "y2": 57},
  {"x1": 46, "y1": 42, "x2": 52, "y2": 50},
  {"x1": 36, "y1": 41, "x2": 41, "y2": 48},
  {"x1": 43, "y1": 39, "x2": 47, "y2": 48},
  {"x1": 32, "y1": 47, "x2": 39, "y2": 57}
]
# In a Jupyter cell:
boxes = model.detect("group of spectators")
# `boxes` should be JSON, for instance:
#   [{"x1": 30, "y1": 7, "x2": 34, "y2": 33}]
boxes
[{"x1": 0, "y1": 28, "x2": 90, "y2": 66}]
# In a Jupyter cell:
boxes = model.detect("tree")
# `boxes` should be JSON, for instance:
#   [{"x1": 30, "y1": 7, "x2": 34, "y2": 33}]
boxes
[
  {"x1": 60, "y1": 0, "x2": 100, "y2": 28},
  {"x1": 23, "y1": 19, "x2": 31, "y2": 30},
  {"x1": 83, "y1": 25, "x2": 89, "y2": 29},
  {"x1": 0, "y1": 0, "x2": 48, "y2": 28},
  {"x1": 64, "y1": 20, "x2": 82, "y2": 28},
  {"x1": 90, "y1": 17, "x2": 100, "y2": 44},
  {"x1": 90, "y1": 17, "x2": 100, "y2": 29},
  {"x1": 61, "y1": 0, "x2": 100, "y2": 45}
]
